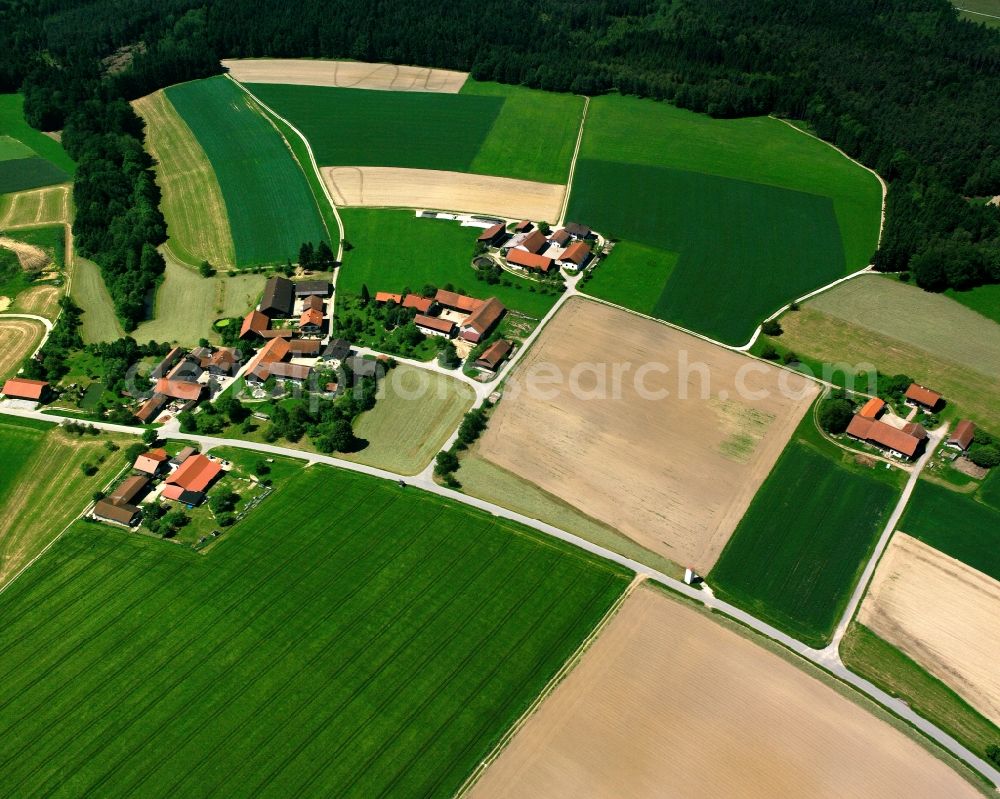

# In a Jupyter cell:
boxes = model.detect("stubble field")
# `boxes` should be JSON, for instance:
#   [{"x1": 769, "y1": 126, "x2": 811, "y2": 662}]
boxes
[
  {"x1": 858, "y1": 532, "x2": 1000, "y2": 726},
  {"x1": 477, "y1": 298, "x2": 818, "y2": 573},
  {"x1": 0, "y1": 184, "x2": 69, "y2": 228},
  {"x1": 223, "y1": 58, "x2": 469, "y2": 92},
  {"x1": 323, "y1": 166, "x2": 564, "y2": 221},
  {"x1": 0, "y1": 318, "x2": 45, "y2": 379},
  {"x1": 0, "y1": 464, "x2": 627, "y2": 797},
  {"x1": 469, "y1": 587, "x2": 983, "y2": 799}
]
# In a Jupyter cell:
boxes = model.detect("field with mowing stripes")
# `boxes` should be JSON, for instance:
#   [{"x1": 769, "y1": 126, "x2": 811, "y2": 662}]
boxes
[
  {"x1": 165, "y1": 77, "x2": 328, "y2": 266},
  {"x1": 0, "y1": 418, "x2": 130, "y2": 588},
  {"x1": 0, "y1": 464, "x2": 628, "y2": 797},
  {"x1": 710, "y1": 416, "x2": 901, "y2": 647},
  {"x1": 573, "y1": 94, "x2": 881, "y2": 344},
  {"x1": 133, "y1": 90, "x2": 236, "y2": 269},
  {"x1": 0, "y1": 184, "x2": 69, "y2": 228}
]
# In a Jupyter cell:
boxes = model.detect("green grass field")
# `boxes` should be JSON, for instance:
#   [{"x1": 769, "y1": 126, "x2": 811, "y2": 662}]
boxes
[
  {"x1": 572, "y1": 159, "x2": 845, "y2": 343},
  {"x1": 980, "y1": 468, "x2": 1000, "y2": 511},
  {"x1": 0, "y1": 95, "x2": 76, "y2": 175},
  {"x1": 337, "y1": 209, "x2": 559, "y2": 318},
  {"x1": 572, "y1": 94, "x2": 881, "y2": 344},
  {"x1": 709, "y1": 415, "x2": 901, "y2": 647},
  {"x1": 947, "y1": 283, "x2": 1000, "y2": 325},
  {"x1": 0, "y1": 417, "x2": 129, "y2": 587},
  {"x1": 0, "y1": 465, "x2": 627, "y2": 797},
  {"x1": 165, "y1": 77, "x2": 329, "y2": 266},
  {"x1": 578, "y1": 241, "x2": 677, "y2": 315},
  {"x1": 841, "y1": 623, "x2": 1000, "y2": 764},
  {"x1": 248, "y1": 84, "x2": 501, "y2": 173},
  {"x1": 0, "y1": 184, "x2": 69, "y2": 228},
  {"x1": 460, "y1": 80, "x2": 584, "y2": 184},
  {"x1": 900, "y1": 480, "x2": 1000, "y2": 580},
  {"x1": 0, "y1": 157, "x2": 70, "y2": 195},
  {"x1": 0, "y1": 135, "x2": 34, "y2": 160},
  {"x1": 134, "y1": 90, "x2": 236, "y2": 269},
  {"x1": 955, "y1": 0, "x2": 1000, "y2": 28},
  {"x1": 342, "y1": 364, "x2": 475, "y2": 474},
  {"x1": 71, "y1": 257, "x2": 125, "y2": 343},
  {"x1": 132, "y1": 257, "x2": 263, "y2": 345}
]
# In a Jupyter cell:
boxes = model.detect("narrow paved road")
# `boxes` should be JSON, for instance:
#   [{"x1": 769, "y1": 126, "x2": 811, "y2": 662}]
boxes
[{"x1": 0, "y1": 404, "x2": 996, "y2": 789}]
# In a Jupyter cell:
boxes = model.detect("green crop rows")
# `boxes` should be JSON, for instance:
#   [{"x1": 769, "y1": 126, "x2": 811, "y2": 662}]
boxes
[
  {"x1": 710, "y1": 420, "x2": 899, "y2": 647},
  {"x1": 166, "y1": 77, "x2": 329, "y2": 266},
  {"x1": 0, "y1": 465, "x2": 627, "y2": 797}
]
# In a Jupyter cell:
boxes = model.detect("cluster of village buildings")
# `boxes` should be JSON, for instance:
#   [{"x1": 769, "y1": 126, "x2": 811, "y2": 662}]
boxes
[
  {"x1": 843, "y1": 382, "x2": 978, "y2": 461},
  {"x1": 91, "y1": 446, "x2": 225, "y2": 526},
  {"x1": 478, "y1": 220, "x2": 596, "y2": 274}
]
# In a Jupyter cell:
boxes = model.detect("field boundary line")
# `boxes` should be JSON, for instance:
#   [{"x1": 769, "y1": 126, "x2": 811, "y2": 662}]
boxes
[
  {"x1": 453, "y1": 573, "x2": 644, "y2": 799},
  {"x1": 556, "y1": 95, "x2": 589, "y2": 227},
  {"x1": 228, "y1": 75, "x2": 345, "y2": 262},
  {"x1": 956, "y1": 7, "x2": 1000, "y2": 19}
]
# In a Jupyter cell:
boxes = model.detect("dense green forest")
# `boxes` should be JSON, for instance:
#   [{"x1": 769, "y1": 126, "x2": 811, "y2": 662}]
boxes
[{"x1": 1, "y1": 0, "x2": 998, "y2": 312}]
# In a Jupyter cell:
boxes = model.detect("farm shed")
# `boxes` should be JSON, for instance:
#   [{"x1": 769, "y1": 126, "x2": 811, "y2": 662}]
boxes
[
  {"x1": 556, "y1": 241, "x2": 591, "y2": 268},
  {"x1": 166, "y1": 453, "x2": 222, "y2": 494},
  {"x1": 415, "y1": 314, "x2": 456, "y2": 338},
  {"x1": 845, "y1": 415, "x2": 926, "y2": 459},
  {"x1": 858, "y1": 397, "x2": 886, "y2": 419},
  {"x1": 475, "y1": 339, "x2": 512, "y2": 371},
  {"x1": 240, "y1": 309, "x2": 271, "y2": 339},
  {"x1": 294, "y1": 280, "x2": 331, "y2": 297},
  {"x1": 268, "y1": 362, "x2": 313, "y2": 383},
  {"x1": 154, "y1": 378, "x2": 203, "y2": 403},
  {"x1": 150, "y1": 346, "x2": 185, "y2": 379},
  {"x1": 134, "y1": 393, "x2": 167, "y2": 423},
  {"x1": 477, "y1": 223, "x2": 508, "y2": 247},
  {"x1": 460, "y1": 297, "x2": 506, "y2": 343},
  {"x1": 904, "y1": 383, "x2": 942, "y2": 411},
  {"x1": 93, "y1": 500, "x2": 139, "y2": 526},
  {"x1": 435, "y1": 289, "x2": 482, "y2": 313},
  {"x1": 402, "y1": 294, "x2": 434, "y2": 313},
  {"x1": 946, "y1": 420, "x2": 976, "y2": 451},
  {"x1": 321, "y1": 339, "x2": 352, "y2": 361},
  {"x1": 302, "y1": 295, "x2": 324, "y2": 312},
  {"x1": 507, "y1": 249, "x2": 554, "y2": 272},
  {"x1": 287, "y1": 339, "x2": 322, "y2": 355},
  {"x1": 109, "y1": 475, "x2": 150, "y2": 505},
  {"x1": 563, "y1": 221, "x2": 593, "y2": 239},
  {"x1": 133, "y1": 449, "x2": 168, "y2": 476},
  {"x1": 375, "y1": 291, "x2": 403, "y2": 304},
  {"x1": 514, "y1": 230, "x2": 548, "y2": 254},
  {"x1": 1, "y1": 377, "x2": 48, "y2": 401},
  {"x1": 260, "y1": 276, "x2": 295, "y2": 317}
]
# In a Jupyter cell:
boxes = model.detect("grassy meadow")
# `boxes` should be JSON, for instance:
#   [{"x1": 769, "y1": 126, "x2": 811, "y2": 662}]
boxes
[
  {"x1": 0, "y1": 157, "x2": 69, "y2": 195},
  {"x1": 709, "y1": 414, "x2": 901, "y2": 647},
  {"x1": 900, "y1": 480, "x2": 1000, "y2": 581},
  {"x1": 133, "y1": 90, "x2": 236, "y2": 269},
  {"x1": 337, "y1": 209, "x2": 560, "y2": 318},
  {"x1": 0, "y1": 465, "x2": 627, "y2": 797},
  {"x1": 165, "y1": 77, "x2": 329, "y2": 266},
  {"x1": 0, "y1": 185, "x2": 69, "y2": 228},
  {"x1": 0, "y1": 318, "x2": 45, "y2": 380},
  {"x1": 342, "y1": 364, "x2": 475, "y2": 474},
  {"x1": 578, "y1": 241, "x2": 678, "y2": 315},
  {"x1": 947, "y1": 283, "x2": 1000, "y2": 325},
  {"x1": 0, "y1": 417, "x2": 130, "y2": 588},
  {"x1": 572, "y1": 94, "x2": 882, "y2": 344},
  {"x1": 571, "y1": 159, "x2": 845, "y2": 343},
  {"x1": 71, "y1": 257, "x2": 125, "y2": 343}
]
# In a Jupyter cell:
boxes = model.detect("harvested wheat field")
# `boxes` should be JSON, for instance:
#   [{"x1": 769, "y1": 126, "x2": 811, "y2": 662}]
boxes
[
  {"x1": 13, "y1": 284, "x2": 59, "y2": 318},
  {"x1": 478, "y1": 298, "x2": 818, "y2": 572},
  {"x1": 0, "y1": 235, "x2": 49, "y2": 269},
  {"x1": 322, "y1": 166, "x2": 565, "y2": 220},
  {"x1": 222, "y1": 58, "x2": 468, "y2": 92},
  {"x1": 859, "y1": 532, "x2": 1000, "y2": 725},
  {"x1": 468, "y1": 587, "x2": 983, "y2": 799},
  {"x1": 0, "y1": 317, "x2": 44, "y2": 379}
]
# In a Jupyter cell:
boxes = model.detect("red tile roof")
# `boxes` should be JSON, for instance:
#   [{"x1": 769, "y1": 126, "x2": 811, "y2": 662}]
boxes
[
  {"x1": 947, "y1": 419, "x2": 976, "y2": 450},
  {"x1": 905, "y1": 383, "x2": 942, "y2": 408},
  {"x1": 462, "y1": 297, "x2": 506, "y2": 339},
  {"x1": 478, "y1": 222, "x2": 506, "y2": 242},
  {"x1": 245, "y1": 336, "x2": 291, "y2": 381},
  {"x1": 166, "y1": 454, "x2": 222, "y2": 493},
  {"x1": 240, "y1": 310, "x2": 270, "y2": 338},
  {"x1": 2, "y1": 378, "x2": 47, "y2": 400},
  {"x1": 415, "y1": 314, "x2": 455, "y2": 335},
  {"x1": 518, "y1": 230, "x2": 548, "y2": 254},
  {"x1": 549, "y1": 228, "x2": 570, "y2": 246},
  {"x1": 268, "y1": 362, "x2": 312, "y2": 381},
  {"x1": 558, "y1": 241, "x2": 591, "y2": 265},
  {"x1": 435, "y1": 290, "x2": 483, "y2": 313},
  {"x1": 515, "y1": 220, "x2": 532, "y2": 232},
  {"x1": 475, "y1": 339, "x2": 512, "y2": 370},
  {"x1": 134, "y1": 394, "x2": 167, "y2": 423},
  {"x1": 375, "y1": 291, "x2": 403, "y2": 304},
  {"x1": 846, "y1": 415, "x2": 924, "y2": 458},
  {"x1": 299, "y1": 308, "x2": 324, "y2": 328},
  {"x1": 287, "y1": 338, "x2": 321, "y2": 354},
  {"x1": 403, "y1": 294, "x2": 434, "y2": 313},
  {"x1": 153, "y1": 379, "x2": 203, "y2": 402},
  {"x1": 506, "y1": 248, "x2": 553, "y2": 272},
  {"x1": 858, "y1": 397, "x2": 885, "y2": 419}
]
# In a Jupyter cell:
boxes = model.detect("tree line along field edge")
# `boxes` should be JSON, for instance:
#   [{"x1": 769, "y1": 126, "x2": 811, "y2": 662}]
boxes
[{"x1": 0, "y1": 465, "x2": 628, "y2": 797}]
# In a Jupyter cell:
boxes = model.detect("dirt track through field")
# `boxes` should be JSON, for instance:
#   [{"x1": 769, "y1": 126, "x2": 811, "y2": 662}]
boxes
[
  {"x1": 478, "y1": 298, "x2": 817, "y2": 572},
  {"x1": 222, "y1": 58, "x2": 468, "y2": 92},
  {"x1": 0, "y1": 318, "x2": 44, "y2": 379},
  {"x1": 859, "y1": 532, "x2": 1000, "y2": 726},
  {"x1": 469, "y1": 587, "x2": 983, "y2": 799},
  {"x1": 321, "y1": 167, "x2": 565, "y2": 221}
]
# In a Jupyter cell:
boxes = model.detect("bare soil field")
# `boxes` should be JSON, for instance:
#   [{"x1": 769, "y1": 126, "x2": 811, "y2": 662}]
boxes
[
  {"x1": 0, "y1": 317, "x2": 44, "y2": 379},
  {"x1": 322, "y1": 166, "x2": 565, "y2": 221},
  {"x1": 222, "y1": 58, "x2": 468, "y2": 92},
  {"x1": 859, "y1": 532, "x2": 1000, "y2": 726},
  {"x1": 0, "y1": 183, "x2": 69, "y2": 227},
  {"x1": 469, "y1": 587, "x2": 984, "y2": 799},
  {"x1": 478, "y1": 298, "x2": 818, "y2": 572}
]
